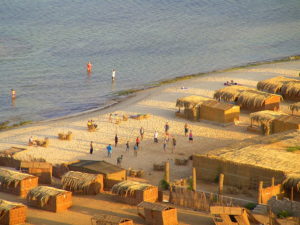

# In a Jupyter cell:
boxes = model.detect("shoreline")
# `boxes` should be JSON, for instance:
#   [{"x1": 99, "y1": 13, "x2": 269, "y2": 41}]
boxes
[{"x1": 1, "y1": 54, "x2": 299, "y2": 130}]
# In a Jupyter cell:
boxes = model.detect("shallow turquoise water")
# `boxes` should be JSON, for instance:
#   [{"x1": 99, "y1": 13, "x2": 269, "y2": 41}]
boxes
[{"x1": 0, "y1": 0, "x2": 299, "y2": 122}]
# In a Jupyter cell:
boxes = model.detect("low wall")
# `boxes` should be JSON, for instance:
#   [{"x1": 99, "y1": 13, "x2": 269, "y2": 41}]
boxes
[
  {"x1": 268, "y1": 196, "x2": 300, "y2": 217},
  {"x1": 193, "y1": 155, "x2": 286, "y2": 189}
]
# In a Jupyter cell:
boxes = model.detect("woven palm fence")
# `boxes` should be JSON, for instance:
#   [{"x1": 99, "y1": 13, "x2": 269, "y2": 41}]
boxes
[
  {"x1": 62, "y1": 171, "x2": 103, "y2": 194},
  {"x1": 91, "y1": 214, "x2": 133, "y2": 225}
]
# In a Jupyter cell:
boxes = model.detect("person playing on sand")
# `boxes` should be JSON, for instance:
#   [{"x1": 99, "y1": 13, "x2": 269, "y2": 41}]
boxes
[
  {"x1": 140, "y1": 127, "x2": 144, "y2": 140},
  {"x1": 189, "y1": 130, "x2": 193, "y2": 143},
  {"x1": 11, "y1": 89, "x2": 16, "y2": 99},
  {"x1": 115, "y1": 134, "x2": 118, "y2": 147},
  {"x1": 154, "y1": 130, "x2": 158, "y2": 143},
  {"x1": 172, "y1": 137, "x2": 176, "y2": 153},
  {"x1": 133, "y1": 144, "x2": 138, "y2": 157},
  {"x1": 109, "y1": 113, "x2": 113, "y2": 123},
  {"x1": 125, "y1": 141, "x2": 130, "y2": 152},
  {"x1": 164, "y1": 122, "x2": 169, "y2": 134},
  {"x1": 136, "y1": 136, "x2": 140, "y2": 147},
  {"x1": 90, "y1": 141, "x2": 94, "y2": 154},
  {"x1": 184, "y1": 123, "x2": 189, "y2": 137},
  {"x1": 112, "y1": 69, "x2": 116, "y2": 81},
  {"x1": 29, "y1": 136, "x2": 36, "y2": 146},
  {"x1": 87, "y1": 62, "x2": 92, "y2": 73},
  {"x1": 117, "y1": 155, "x2": 123, "y2": 167},
  {"x1": 163, "y1": 138, "x2": 167, "y2": 151},
  {"x1": 107, "y1": 144, "x2": 112, "y2": 157}
]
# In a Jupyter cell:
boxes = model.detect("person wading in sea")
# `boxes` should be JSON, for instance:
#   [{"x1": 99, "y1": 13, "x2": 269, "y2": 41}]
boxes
[
  {"x1": 112, "y1": 69, "x2": 116, "y2": 81},
  {"x1": 87, "y1": 62, "x2": 92, "y2": 73}
]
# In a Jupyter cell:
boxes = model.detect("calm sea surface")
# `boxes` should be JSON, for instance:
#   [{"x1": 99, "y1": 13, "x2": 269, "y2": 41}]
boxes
[{"x1": 0, "y1": 0, "x2": 299, "y2": 122}]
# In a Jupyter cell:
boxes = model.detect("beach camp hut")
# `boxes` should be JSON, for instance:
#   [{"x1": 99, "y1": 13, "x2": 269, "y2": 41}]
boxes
[
  {"x1": 0, "y1": 168, "x2": 38, "y2": 197},
  {"x1": 68, "y1": 160, "x2": 126, "y2": 190},
  {"x1": 248, "y1": 110, "x2": 287, "y2": 135},
  {"x1": 0, "y1": 200, "x2": 27, "y2": 225},
  {"x1": 137, "y1": 201, "x2": 178, "y2": 225},
  {"x1": 0, "y1": 147, "x2": 26, "y2": 168},
  {"x1": 272, "y1": 115, "x2": 300, "y2": 134},
  {"x1": 210, "y1": 206, "x2": 260, "y2": 225},
  {"x1": 199, "y1": 100, "x2": 240, "y2": 124},
  {"x1": 91, "y1": 214, "x2": 134, "y2": 225},
  {"x1": 282, "y1": 174, "x2": 300, "y2": 201},
  {"x1": 257, "y1": 76, "x2": 300, "y2": 101},
  {"x1": 176, "y1": 95, "x2": 209, "y2": 120},
  {"x1": 214, "y1": 86, "x2": 282, "y2": 111},
  {"x1": 19, "y1": 161, "x2": 52, "y2": 184},
  {"x1": 62, "y1": 171, "x2": 103, "y2": 194},
  {"x1": 27, "y1": 186, "x2": 72, "y2": 212},
  {"x1": 112, "y1": 181, "x2": 158, "y2": 205}
]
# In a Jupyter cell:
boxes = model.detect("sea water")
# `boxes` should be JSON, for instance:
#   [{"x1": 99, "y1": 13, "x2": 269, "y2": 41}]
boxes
[{"x1": 0, "y1": 0, "x2": 299, "y2": 122}]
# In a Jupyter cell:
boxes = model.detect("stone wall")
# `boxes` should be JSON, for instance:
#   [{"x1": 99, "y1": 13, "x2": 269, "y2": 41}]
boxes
[{"x1": 268, "y1": 196, "x2": 300, "y2": 217}]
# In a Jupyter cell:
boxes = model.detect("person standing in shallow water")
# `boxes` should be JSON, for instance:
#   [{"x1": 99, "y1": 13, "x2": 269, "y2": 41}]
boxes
[
  {"x1": 90, "y1": 141, "x2": 93, "y2": 154},
  {"x1": 112, "y1": 69, "x2": 116, "y2": 81},
  {"x1": 87, "y1": 62, "x2": 92, "y2": 73},
  {"x1": 11, "y1": 89, "x2": 16, "y2": 99}
]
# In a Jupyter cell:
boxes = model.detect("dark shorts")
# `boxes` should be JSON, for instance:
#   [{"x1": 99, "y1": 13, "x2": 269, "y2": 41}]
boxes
[
  {"x1": 189, "y1": 137, "x2": 193, "y2": 141},
  {"x1": 185, "y1": 128, "x2": 188, "y2": 133}
]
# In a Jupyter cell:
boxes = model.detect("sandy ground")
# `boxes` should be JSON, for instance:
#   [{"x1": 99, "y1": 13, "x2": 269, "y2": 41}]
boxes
[{"x1": 0, "y1": 60, "x2": 299, "y2": 224}]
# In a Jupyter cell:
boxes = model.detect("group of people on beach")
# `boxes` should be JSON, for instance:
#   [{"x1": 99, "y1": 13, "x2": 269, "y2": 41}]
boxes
[{"x1": 86, "y1": 62, "x2": 116, "y2": 81}]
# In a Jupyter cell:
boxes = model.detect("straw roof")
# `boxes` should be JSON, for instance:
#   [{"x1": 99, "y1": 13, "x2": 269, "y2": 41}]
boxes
[
  {"x1": 236, "y1": 90, "x2": 282, "y2": 109},
  {"x1": 176, "y1": 95, "x2": 210, "y2": 108},
  {"x1": 0, "y1": 200, "x2": 24, "y2": 213},
  {"x1": 282, "y1": 173, "x2": 300, "y2": 191},
  {"x1": 195, "y1": 130, "x2": 300, "y2": 174},
  {"x1": 257, "y1": 76, "x2": 296, "y2": 93},
  {"x1": 289, "y1": 102, "x2": 300, "y2": 113},
  {"x1": 213, "y1": 86, "x2": 251, "y2": 102},
  {"x1": 91, "y1": 214, "x2": 131, "y2": 224},
  {"x1": 111, "y1": 181, "x2": 153, "y2": 196},
  {"x1": 250, "y1": 110, "x2": 287, "y2": 124},
  {"x1": 62, "y1": 171, "x2": 100, "y2": 193},
  {"x1": 27, "y1": 186, "x2": 68, "y2": 207},
  {"x1": 281, "y1": 81, "x2": 300, "y2": 97},
  {"x1": 274, "y1": 115, "x2": 300, "y2": 125},
  {"x1": 201, "y1": 100, "x2": 237, "y2": 111},
  {"x1": 137, "y1": 201, "x2": 172, "y2": 211},
  {"x1": 0, "y1": 168, "x2": 34, "y2": 187}
]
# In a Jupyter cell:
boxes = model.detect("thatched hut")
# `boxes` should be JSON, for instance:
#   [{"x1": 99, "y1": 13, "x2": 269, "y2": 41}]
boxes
[
  {"x1": 272, "y1": 115, "x2": 300, "y2": 133},
  {"x1": 214, "y1": 86, "x2": 282, "y2": 111},
  {"x1": 27, "y1": 186, "x2": 72, "y2": 212},
  {"x1": 19, "y1": 161, "x2": 52, "y2": 184},
  {"x1": 0, "y1": 147, "x2": 26, "y2": 168},
  {"x1": 68, "y1": 160, "x2": 126, "y2": 190},
  {"x1": 62, "y1": 171, "x2": 103, "y2": 194},
  {"x1": 112, "y1": 181, "x2": 158, "y2": 205},
  {"x1": 137, "y1": 201, "x2": 178, "y2": 225},
  {"x1": 282, "y1": 173, "x2": 300, "y2": 201},
  {"x1": 193, "y1": 130, "x2": 300, "y2": 190},
  {"x1": 91, "y1": 214, "x2": 133, "y2": 225},
  {"x1": 176, "y1": 95, "x2": 209, "y2": 120},
  {"x1": 248, "y1": 110, "x2": 287, "y2": 135},
  {"x1": 257, "y1": 76, "x2": 300, "y2": 101},
  {"x1": 0, "y1": 200, "x2": 27, "y2": 225},
  {"x1": 0, "y1": 168, "x2": 38, "y2": 197}
]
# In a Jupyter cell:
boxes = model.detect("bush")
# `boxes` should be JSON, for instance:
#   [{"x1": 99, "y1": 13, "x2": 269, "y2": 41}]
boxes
[
  {"x1": 286, "y1": 146, "x2": 300, "y2": 152},
  {"x1": 159, "y1": 179, "x2": 170, "y2": 190},
  {"x1": 277, "y1": 210, "x2": 292, "y2": 218},
  {"x1": 244, "y1": 203, "x2": 257, "y2": 210}
]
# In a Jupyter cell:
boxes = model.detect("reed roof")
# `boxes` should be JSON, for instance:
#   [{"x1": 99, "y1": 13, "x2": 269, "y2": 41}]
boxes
[
  {"x1": 274, "y1": 115, "x2": 300, "y2": 125},
  {"x1": 91, "y1": 214, "x2": 132, "y2": 224},
  {"x1": 281, "y1": 81, "x2": 300, "y2": 97},
  {"x1": 27, "y1": 186, "x2": 68, "y2": 207},
  {"x1": 250, "y1": 110, "x2": 287, "y2": 124},
  {"x1": 201, "y1": 100, "x2": 238, "y2": 111},
  {"x1": 0, "y1": 200, "x2": 24, "y2": 212},
  {"x1": 137, "y1": 201, "x2": 172, "y2": 211},
  {"x1": 112, "y1": 181, "x2": 153, "y2": 196},
  {"x1": 62, "y1": 171, "x2": 101, "y2": 192},
  {"x1": 289, "y1": 102, "x2": 300, "y2": 113},
  {"x1": 176, "y1": 95, "x2": 210, "y2": 108},
  {"x1": 213, "y1": 86, "x2": 251, "y2": 102},
  {"x1": 0, "y1": 168, "x2": 34, "y2": 186},
  {"x1": 195, "y1": 130, "x2": 300, "y2": 174},
  {"x1": 257, "y1": 76, "x2": 296, "y2": 93},
  {"x1": 282, "y1": 173, "x2": 300, "y2": 191},
  {"x1": 237, "y1": 90, "x2": 282, "y2": 108}
]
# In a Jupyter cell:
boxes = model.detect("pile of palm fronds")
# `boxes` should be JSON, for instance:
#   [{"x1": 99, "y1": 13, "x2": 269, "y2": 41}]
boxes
[
  {"x1": 91, "y1": 214, "x2": 132, "y2": 225},
  {"x1": 0, "y1": 200, "x2": 24, "y2": 215},
  {"x1": 257, "y1": 76, "x2": 295, "y2": 93},
  {"x1": 0, "y1": 168, "x2": 34, "y2": 188},
  {"x1": 62, "y1": 171, "x2": 100, "y2": 193},
  {"x1": 213, "y1": 86, "x2": 252, "y2": 102},
  {"x1": 27, "y1": 186, "x2": 67, "y2": 207},
  {"x1": 111, "y1": 181, "x2": 153, "y2": 196},
  {"x1": 282, "y1": 173, "x2": 300, "y2": 191},
  {"x1": 289, "y1": 102, "x2": 300, "y2": 113},
  {"x1": 176, "y1": 95, "x2": 209, "y2": 108}
]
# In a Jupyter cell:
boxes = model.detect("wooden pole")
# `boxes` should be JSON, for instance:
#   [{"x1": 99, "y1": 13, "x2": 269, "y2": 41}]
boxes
[
  {"x1": 219, "y1": 173, "x2": 224, "y2": 195},
  {"x1": 291, "y1": 186, "x2": 294, "y2": 201},
  {"x1": 192, "y1": 167, "x2": 196, "y2": 191},
  {"x1": 271, "y1": 177, "x2": 275, "y2": 187},
  {"x1": 258, "y1": 181, "x2": 263, "y2": 204},
  {"x1": 165, "y1": 161, "x2": 170, "y2": 183}
]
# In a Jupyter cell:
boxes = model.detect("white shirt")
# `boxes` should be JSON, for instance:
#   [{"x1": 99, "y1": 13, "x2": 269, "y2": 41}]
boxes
[
  {"x1": 112, "y1": 70, "x2": 116, "y2": 79},
  {"x1": 154, "y1": 131, "x2": 158, "y2": 138}
]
